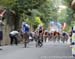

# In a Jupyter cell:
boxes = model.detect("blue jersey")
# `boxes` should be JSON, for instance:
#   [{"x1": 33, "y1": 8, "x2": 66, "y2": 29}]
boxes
[{"x1": 22, "y1": 24, "x2": 30, "y2": 33}]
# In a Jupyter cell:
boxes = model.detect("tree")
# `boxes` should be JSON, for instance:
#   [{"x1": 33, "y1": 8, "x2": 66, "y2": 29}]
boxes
[{"x1": 0, "y1": 0, "x2": 74, "y2": 31}]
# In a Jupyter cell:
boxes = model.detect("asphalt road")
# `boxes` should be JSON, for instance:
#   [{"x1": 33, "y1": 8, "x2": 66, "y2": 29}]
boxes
[{"x1": 0, "y1": 41, "x2": 75, "y2": 59}]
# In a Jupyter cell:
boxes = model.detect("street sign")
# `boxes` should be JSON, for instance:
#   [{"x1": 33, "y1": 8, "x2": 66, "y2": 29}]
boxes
[
  {"x1": 72, "y1": 45, "x2": 75, "y2": 56},
  {"x1": 73, "y1": 26, "x2": 75, "y2": 31}
]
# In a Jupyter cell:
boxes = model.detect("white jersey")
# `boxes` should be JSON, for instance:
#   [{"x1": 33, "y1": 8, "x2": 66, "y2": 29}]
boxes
[{"x1": 10, "y1": 31, "x2": 19, "y2": 35}]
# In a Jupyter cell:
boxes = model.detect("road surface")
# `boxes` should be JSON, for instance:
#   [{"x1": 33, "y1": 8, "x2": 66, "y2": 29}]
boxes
[{"x1": 0, "y1": 41, "x2": 75, "y2": 59}]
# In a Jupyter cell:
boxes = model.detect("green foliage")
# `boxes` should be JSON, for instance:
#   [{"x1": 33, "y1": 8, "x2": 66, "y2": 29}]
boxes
[
  {"x1": 0, "y1": 0, "x2": 17, "y2": 8},
  {"x1": 0, "y1": 0, "x2": 74, "y2": 31}
]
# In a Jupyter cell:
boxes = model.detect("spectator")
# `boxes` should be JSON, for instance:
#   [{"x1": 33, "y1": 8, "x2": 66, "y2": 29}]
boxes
[
  {"x1": 9, "y1": 30, "x2": 19, "y2": 45},
  {"x1": 0, "y1": 20, "x2": 4, "y2": 46}
]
